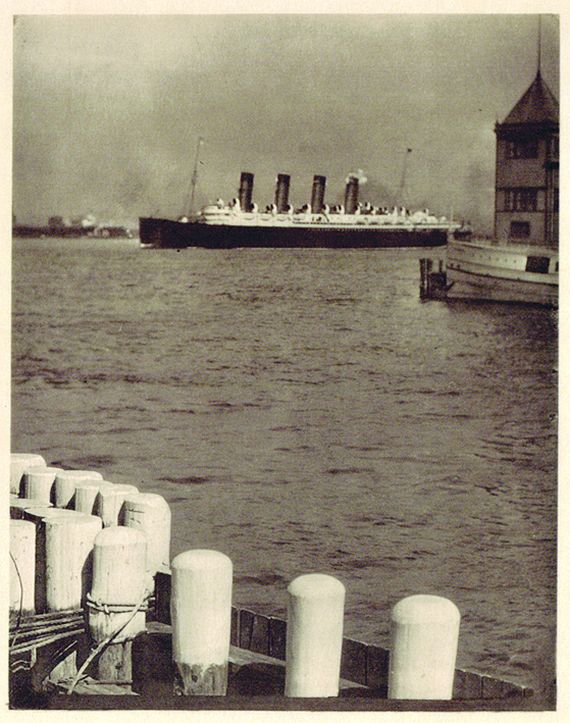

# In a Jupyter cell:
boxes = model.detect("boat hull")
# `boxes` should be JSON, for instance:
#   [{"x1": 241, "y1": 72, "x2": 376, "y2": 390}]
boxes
[
  {"x1": 139, "y1": 217, "x2": 450, "y2": 249},
  {"x1": 445, "y1": 240, "x2": 558, "y2": 306}
]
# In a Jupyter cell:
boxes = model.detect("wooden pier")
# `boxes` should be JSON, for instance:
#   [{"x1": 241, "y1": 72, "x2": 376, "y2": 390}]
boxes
[{"x1": 9, "y1": 455, "x2": 545, "y2": 711}]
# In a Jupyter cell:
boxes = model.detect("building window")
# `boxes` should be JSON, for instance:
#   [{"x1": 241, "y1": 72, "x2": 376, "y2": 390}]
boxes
[
  {"x1": 549, "y1": 136, "x2": 559, "y2": 159},
  {"x1": 503, "y1": 189, "x2": 538, "y2": 212},
  {"x1": 506, "y1": 138, "x2": 538, "y2": 159},
  {"x1": 525, "y1": 256, "x2": 550, "y2": 273},
  {"x1": 510, "y1": 221, "x2": 531, "y2": 238}
]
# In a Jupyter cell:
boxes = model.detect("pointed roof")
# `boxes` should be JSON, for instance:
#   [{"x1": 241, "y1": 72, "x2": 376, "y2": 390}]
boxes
[{"x1": 502, "y1": 71, "x2": 559, "y2": 125}]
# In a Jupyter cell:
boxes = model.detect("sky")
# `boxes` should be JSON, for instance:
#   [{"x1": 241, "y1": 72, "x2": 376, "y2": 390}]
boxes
[{"x1": 10, "y1": 9, "x2": 560, "y2": 231}]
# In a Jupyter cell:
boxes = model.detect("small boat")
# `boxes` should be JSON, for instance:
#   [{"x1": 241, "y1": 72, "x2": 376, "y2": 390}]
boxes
[{"x1": 443, "y1": 237, "x2": 558, "y2": 306}]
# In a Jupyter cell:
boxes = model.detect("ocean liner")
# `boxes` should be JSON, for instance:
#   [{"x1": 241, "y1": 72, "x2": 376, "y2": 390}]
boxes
[{"x1": 139, "y1": 172, "x2": 459, "y2": 249}]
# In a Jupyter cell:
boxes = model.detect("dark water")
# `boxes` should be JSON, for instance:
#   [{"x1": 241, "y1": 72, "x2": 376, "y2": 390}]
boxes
[{"x1": 12, "y1": 237, "x2": 557, "y2": 695}]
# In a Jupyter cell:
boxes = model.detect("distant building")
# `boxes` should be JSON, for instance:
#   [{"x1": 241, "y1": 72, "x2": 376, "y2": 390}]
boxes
[{"x1": 494, "y1": 70, "x2": 559, "y2": 247}]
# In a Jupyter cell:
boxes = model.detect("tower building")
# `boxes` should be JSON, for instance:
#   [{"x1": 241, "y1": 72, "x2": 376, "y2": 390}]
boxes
[{"x1": 494, "y1": 70, "x2": 559, "y2": 247}]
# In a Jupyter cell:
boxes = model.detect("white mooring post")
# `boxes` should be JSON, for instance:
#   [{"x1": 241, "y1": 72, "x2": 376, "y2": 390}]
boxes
[
  {"x1": 95, "y1": 484, "x2": 139, "y2": 527},
  {"x1": 10, "y1": 453, "x2": 46, "y2": 495},
  {"x1": 388, "y1": 594, "x2": 461, "y2": 700},
  {"x1": 10, "y1": 520, "x2": 36, "y2": 615},
  {"x1": 22, "y1": 508, "x2": 87, "y2": 613},
  {"x1": 87, "y1": 526, "x2": 148, "y2": 683},
  {"x1": 284, "y1": 573, "x2": 345, "y2": 697},
  {"x1": 10, "y1": 497, "x2": 52, "y2": 520},
  {"x1": 55, "y1": 469, "x2": 103, "y2": 509},
  {"x1": 23, "y1": 466, "x2": 63, "y2": 505},
  {"x1": 123, "y1": 493, "x2": 171, "y2": 582},
  {"x1": 33, "y1": 512, "x2": 102, "y2": 689},
  {"x1": 44, "y1": 514, "x2": 103, "y2": 611},
  {"x1": 74, "y1": 480, "x2": 113, "y2": 514},
  {"x1": 170, "y1": 549, "x2": 233, "y2": 695}
]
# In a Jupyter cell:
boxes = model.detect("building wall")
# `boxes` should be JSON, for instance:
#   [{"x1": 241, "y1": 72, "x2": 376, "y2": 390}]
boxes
[
  {"x1": 494, "y1": 131, "x2": 558, "y2": 247},
  {"x1": 495, "y1": 137, "x2": 549, "y2": 187}
]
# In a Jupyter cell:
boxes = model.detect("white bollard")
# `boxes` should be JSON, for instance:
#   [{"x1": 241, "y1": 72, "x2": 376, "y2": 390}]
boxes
[
  {"x1": 24, "y1": 507, "x2": 87, "y2": 520},
  {"x1": 284, "y1": 573, "x2": 345, "y2": 697},
  {"x1": 10, "y1": 497, "x2": 51, "y2": 519},
  {"x1": 95, "y1": 484, "x2": 139, "y2": 527},
  {"x1": 388, "y1": 594, "x2": 461, "y2": 700},
  {"x1": 44, "y1": 514, "x2": 103, "y2": 611},
  {"x1": 21, "y1": 508, "x2": 89, "y2": 614},
  {"x1": 55, "y1": 469, "x2": 103, "y2": 508},
  {"x1": 123, "y1": 493, "x2": 171, "y2": 580},
  {"x1": 23, "y1": 466, "x2": 63, "y2": 504},
  {"x1": 171, "y1": 549, "x2": 232, "y2": 695},
  {"x1": 88, "y1": 526, "x2": 148, "y2": 682},
  {"x1": 10, "y1": 453, "x2": 46, "y2": 495},
  {"x1": 74, "y1": 480, "x2": 113, "y2": 514},
  {"x1": 10, "y1": 520, "x2": 36, "y2": 615}
]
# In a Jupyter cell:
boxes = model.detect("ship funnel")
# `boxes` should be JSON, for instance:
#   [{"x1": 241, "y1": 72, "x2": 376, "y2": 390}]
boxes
[
  {"x1": 310, "y1": 175, "x2": 327, "y2": 214},
  {"x1": 238, "y1": 172, "x2": 254, "y2": 212},
  {"x1": 344, "y1": 176, "x2": 359, "y2": 214},
  {"x1": 274, "y1": 174, "x2": 291, "y2": 213}
]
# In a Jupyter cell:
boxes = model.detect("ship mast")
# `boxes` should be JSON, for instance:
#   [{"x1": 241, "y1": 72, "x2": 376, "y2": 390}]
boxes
[
  {"x1": 186, "y1": 136, "x2": 204, "y2": 217},
  {"x1": 397, "y1": 148, "x2": 412, "y2": 206},
  {"x1": 537, "y1": 15, "x2": 542, "y2": 74}
]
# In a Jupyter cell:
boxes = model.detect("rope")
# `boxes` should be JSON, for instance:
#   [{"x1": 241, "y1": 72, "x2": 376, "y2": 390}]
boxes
[
  {"x1": 9, "y1": 551, "x2": 24, "y2": 651},
  {"x1": 85, "y1": 592, "x2": 149, "y2": 614},
  {"x1": 66, "y1": 587, "x2": 150, "y2": 696}
]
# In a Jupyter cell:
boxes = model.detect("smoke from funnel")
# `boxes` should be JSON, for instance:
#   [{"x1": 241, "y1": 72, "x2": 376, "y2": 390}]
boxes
[{"x1": 345, "y1": 169, "x2": 368, "y2": 185}]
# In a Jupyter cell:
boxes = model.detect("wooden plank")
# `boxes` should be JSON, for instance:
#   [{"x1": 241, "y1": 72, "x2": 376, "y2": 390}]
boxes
[
  {"x1": 340, "y1": 638, "x2": 368, "y2": 687},
  {"x1": 131, "y1": 626, "x2": 173, "y2": 698},
  {"x1": 249, "y1": 613, "x2": 270, "y2": 655},
  {"x1": 481, "y1": 674, "x2": 505, "y2": 699},
  {"x1": 154, "y1": 570, "x2": 171, "y2": 625},
  {"x1": 365, "y1": 644, "x2": 389, "y2": 690},
  {"x1": 228, "y1": 646, "x2": 366, "y2": 691},
  {"x1": 230, "y1": 606, "x2": 239, "y2": 647},
  {"x1": 453, "y1": 669, "x2": 483, "y2": 700},
  {"x1": 501, "y1": 680, "x2": 529, "y2": 698},
  {"x1": 65, "y1": 676, "x2": 137, "y2": 696},
  {"x1": 238, "y1": 609, "x2": 255, "y2": 651},
  {"x1": 238, "y1": 609, "x2": 271, "y2": 655},
  {"x1": 268, "y1": 617, "x2": 287, "y2": 661}
]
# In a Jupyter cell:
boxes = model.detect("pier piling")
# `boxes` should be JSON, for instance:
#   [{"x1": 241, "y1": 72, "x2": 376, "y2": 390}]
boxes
[
  {"x1": 87, "y1": 527, "x2": 148, "y2": 683},
  {"x1": 55, "y1": 470, "x2": 103, "y2": 509},
  {"x1": 10, "y1": 453, "x2": 46, "y2": 495},
  {"x1": 170, "y1": 549, "x2": 233, "y2": 695},
  {"x1": 388, "y1": 594, "x2": 460, "y2": 700},
  {"x1": 32, "y1": 514, "x2": 102, "y2": 688},
  {"x1": 45, "y1": 514, "x2": 103, "y2": 611},
  {"x1": 22, "y1": 508, "x2": 85, "y2": 614},
  {"x1": 284, "y1": 573, "x2": 345, "y2": 697},
  {"x1": 24, "y1": 466, "x2": 63, "y2": 505},
  {"x1": 10, "y1": 519, "x2": 36, "y2": 616},
  {"x1": 10, "y1": 497, "x2": 51, "y2": 519},
  {"x1": 95, "y1": 484, "x2": 139, "y2": 527},
  {"x1": 74, "y1": 480, "x2": 113, "y2": 515},
  {"x1": 123, "y1": 493, "x2": 171, "y2": 583}
]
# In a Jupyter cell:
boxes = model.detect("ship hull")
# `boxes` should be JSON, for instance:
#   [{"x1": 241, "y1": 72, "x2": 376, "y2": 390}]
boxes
[
  {"x1": 139, "y1": 217, "x2": 450, "y2": 249},
  {"x1": 445, "y1": 239, "x2": 558, "y2": 306}
]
